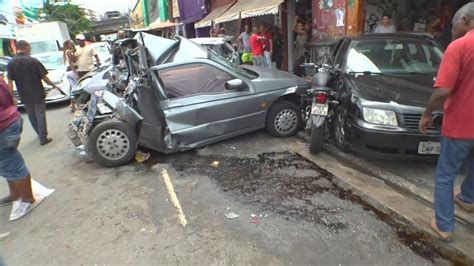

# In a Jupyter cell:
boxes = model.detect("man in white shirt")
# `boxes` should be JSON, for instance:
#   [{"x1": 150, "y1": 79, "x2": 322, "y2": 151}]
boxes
[
  {"x1": 75, "y1": 34, "x2": 100, "y2": 78},
  {"x1": 374, "y1": 14, "x2": 397, "y2": 33}
]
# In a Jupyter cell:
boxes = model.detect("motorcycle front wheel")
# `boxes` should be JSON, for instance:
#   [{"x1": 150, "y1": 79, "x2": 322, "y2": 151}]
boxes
[{"x1": 309, "y1": 121, "x2": 325, "y2": 154}]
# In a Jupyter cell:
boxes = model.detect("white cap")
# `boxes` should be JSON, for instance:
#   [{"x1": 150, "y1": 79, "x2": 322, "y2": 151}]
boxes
[{"x1": 75, "y1": 34, "x2": 86, "y2": 41}]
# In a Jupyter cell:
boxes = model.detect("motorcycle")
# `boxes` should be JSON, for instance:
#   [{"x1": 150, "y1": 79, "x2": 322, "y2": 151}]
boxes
[{"x1": 301, "y1": 62, "x2": 340, "y2": 154}]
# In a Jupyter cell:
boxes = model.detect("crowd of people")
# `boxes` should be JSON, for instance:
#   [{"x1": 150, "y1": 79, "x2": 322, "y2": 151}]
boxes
[
  {"x1": 233, "y1": 24, "x2": 283, "y2": 70},
  {"x1": 0, "y1": 33, "x2": 103, "y2": 222}
]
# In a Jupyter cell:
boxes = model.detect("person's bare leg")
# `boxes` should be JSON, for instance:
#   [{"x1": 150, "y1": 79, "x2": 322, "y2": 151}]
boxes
[
  {"x1": 0, "y1": 181, "x2": 19, "y2": 204},
  {"x1": 11, "y1": 175, "x2": 35, "y2": 204}
]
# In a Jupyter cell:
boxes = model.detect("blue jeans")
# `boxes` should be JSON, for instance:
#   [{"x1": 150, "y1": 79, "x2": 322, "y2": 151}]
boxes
[
  {"x1": 435, "y1": 136, "x2": 474, "y2": 232},
  {"x1": 0, "y1": 118, "x2": 29, "y2": 181}
]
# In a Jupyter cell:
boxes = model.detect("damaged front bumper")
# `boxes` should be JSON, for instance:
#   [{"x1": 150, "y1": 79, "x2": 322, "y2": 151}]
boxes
[{"x1": 67, "y1": 90, "x2": 143, "y2": 148}]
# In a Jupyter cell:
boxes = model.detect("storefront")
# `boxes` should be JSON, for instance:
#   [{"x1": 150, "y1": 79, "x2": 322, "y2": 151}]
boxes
[
  {"x1": 194, "y1": 0, "x2": 235, "y2": 37},
  {"x1": 177, "y1": 0, "x2": 208, "y2": 38},
  {"x1": 313, "y1": 0, "x2": 472, "y2": 44},
  {"x1": 212, "y1": 0, "x2": 283, "y2": 40}
]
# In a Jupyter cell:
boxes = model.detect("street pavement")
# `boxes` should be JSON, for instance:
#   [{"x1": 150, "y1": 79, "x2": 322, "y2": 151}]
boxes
[{"x1": 0, "y1": 105, "x2": 452, "y2": 264}]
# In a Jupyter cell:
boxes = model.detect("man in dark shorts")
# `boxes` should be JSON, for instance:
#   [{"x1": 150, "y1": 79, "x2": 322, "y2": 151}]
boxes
[
  {"x1": 0, "y1": 78, "x2": 46, "y2": 221},
  {"x1": 7, "y1": 40, "x2": 61, "y2": 145}
]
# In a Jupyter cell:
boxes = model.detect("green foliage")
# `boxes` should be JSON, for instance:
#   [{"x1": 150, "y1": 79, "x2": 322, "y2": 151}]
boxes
[{"x1": 43, "y1": 3, "x2": 92, "y2": 36}]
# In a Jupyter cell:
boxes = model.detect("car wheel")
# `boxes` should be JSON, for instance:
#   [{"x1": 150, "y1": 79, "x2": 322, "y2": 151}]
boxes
[
  {"x1": 88, "y1": 120, "x2": 137, "y2": 167},
  {"x1": 333, "y1": 107, "x2": 350, "y2": 152},
  {"x1": 309, "y1": 121, "x2": 325, "y2": 154},
  {"x1": 266, "y1": 101, "x2": 302, "y2": 138}
]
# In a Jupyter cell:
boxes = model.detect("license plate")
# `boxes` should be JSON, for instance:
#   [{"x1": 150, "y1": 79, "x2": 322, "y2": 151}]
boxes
[
  {"x1": 311, "y1": 103, "x2": 329, "y2": 116},
  {"x1": 418, "y1": 141, "x2": 441, "y2": 155}
]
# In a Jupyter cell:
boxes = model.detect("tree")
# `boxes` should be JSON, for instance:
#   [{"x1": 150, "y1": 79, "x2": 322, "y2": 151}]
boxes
[{"x1": 43, "y1": 3, "x2": 92, "y2": 37}]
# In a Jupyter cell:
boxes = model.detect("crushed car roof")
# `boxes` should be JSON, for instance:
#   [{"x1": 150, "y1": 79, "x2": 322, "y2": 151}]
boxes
[{"x1": 133, "y1": 33, "x2": 209, "y2": 65}]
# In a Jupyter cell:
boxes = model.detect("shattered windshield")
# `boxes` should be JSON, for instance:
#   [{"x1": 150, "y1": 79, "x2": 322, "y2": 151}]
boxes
[
  {"x1": 208, "y1": 49, "x2": 258, "y2": 79},
  {"x1": 346, "y1": 39, "x2": 443, "y2": 74}
]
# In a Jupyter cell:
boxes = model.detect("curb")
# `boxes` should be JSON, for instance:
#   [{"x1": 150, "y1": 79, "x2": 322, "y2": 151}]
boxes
[
  {"x1": 296, "y1": 131, "x2": 474, "y2": 228},
  {"x1": 290, "y1": 140, "x2": 474, "y2": 264}
]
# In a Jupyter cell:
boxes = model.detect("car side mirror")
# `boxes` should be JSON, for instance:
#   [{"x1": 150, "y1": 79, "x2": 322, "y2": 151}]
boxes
[{"x1": 225, "y1": 79, "x2": 247, "y2": 91}]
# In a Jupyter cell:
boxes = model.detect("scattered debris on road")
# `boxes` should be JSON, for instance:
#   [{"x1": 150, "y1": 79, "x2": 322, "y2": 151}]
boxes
[
  {"x1": 225, "y1": 212, "x2": 239, "y2": 219},
  {"x1": 135, "y1": 150, "x2": 151, "y2": 163},
  {"x1": 210, "y1": 161, "x2": 220, "y2": 168}
]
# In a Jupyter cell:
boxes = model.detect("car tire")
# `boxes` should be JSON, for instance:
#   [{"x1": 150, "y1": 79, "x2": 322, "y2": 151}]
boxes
[
  {"x1": 88, "y1": 120, "x2": 137, "y2": 167},
  {"x1": 333, "y1": 107, "x2": 350, "y2": 152},
  {"x1": 266, "y1": 101, "x2": 302, "y2": 138},
  {"x1": 309, "y1": 121, "x2": 325, "y2": 154}
]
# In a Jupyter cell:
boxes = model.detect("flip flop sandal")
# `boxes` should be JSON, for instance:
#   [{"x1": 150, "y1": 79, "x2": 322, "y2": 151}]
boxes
[{"x1": 9, "y1": 194, "x2": 47, "y2": 221}]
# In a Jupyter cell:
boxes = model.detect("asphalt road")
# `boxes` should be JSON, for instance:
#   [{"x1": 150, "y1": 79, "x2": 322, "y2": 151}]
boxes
[{"x1": 0, "y1": 105, "x2": 445, "y2": 264}]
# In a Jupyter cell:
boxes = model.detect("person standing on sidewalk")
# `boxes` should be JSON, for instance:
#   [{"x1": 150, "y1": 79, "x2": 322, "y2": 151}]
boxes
[
  {"x1": 0, "y1": 78, "x2": 46, "y2": 221},
  {"x1": 419, "y1": 2, "x2": 474, "y2": 242},
  {"x1": 75, "y1": 34, "x2": 100, "y2": 78},
  {"x1": 7, "y1": 40, "x2": 60, "y2": 145},
  {"x1": 272, "y1": 26, "x2": 284, "y2": 70},
  {"x1": 63, "y1": 40, "x2": 78, "y2": 111},
  {"x1": 238, "y1": 25, "x2": 252, "y2": 65},
  {"x1": 249, "y1": 26, "x2": 264, "y2": 67},
  {"x1": 260, "y1": 24, "x2": 273, "y2": 69}
]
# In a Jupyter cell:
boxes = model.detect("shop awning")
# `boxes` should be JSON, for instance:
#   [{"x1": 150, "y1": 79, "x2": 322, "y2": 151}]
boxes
[
  {"x1": 131, "y1": 20, "x2": 180, "y2": 31},
  {"x1": 195, "y1": 1, "x2": 236, "y2": 29},
  {"x1": 241, "y1": 0, "x2": 283, "y2": 19},
  {"x1": 149, "y1": 20, "x2": 180, "y2": 30},
  {"x1": 214, "y1": 0, "x2": 283, "y2": 24}
]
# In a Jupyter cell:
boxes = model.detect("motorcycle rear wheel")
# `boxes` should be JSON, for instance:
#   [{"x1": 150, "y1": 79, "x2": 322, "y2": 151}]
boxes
[{"x1": 309, "y1": 121, "x2": 325, "y2": 154}]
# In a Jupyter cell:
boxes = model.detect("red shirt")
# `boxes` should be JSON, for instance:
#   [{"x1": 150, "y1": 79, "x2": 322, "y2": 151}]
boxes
[
  {"x1": 249, "y1": 33, "x2": 263, "y2": 56},
  {"x1": 260, "y1": 32, "x2": 272, "y2": 52},
  {"x1": 0, "y1": 77, "x2": 20, "y2": 133},
  {"x1": 434, "y1": 30, "x2": 474, "y2": 139}
]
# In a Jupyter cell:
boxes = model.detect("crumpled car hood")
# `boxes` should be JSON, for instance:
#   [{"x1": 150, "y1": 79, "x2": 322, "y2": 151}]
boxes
[
  {"x1": 134, "y1": 32, "x2": 177, "y2": 63},
  {"x1": 347, "y1": 74, "x2": 435, "y2": 108}
]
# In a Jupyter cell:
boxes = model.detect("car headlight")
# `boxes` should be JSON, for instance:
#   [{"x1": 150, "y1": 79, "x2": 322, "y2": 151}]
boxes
[{"x1": 362, "y1": 108, "x2": 398, "y2": 126}]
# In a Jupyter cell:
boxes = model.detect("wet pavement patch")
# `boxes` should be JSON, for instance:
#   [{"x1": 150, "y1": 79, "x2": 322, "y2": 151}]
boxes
[{"x1": 149, "y1": 151, "x2": 470, "y2": 264}]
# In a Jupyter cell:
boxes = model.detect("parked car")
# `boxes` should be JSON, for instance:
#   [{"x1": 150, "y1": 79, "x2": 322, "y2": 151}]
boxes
[
  {"x1": 319, "y1": 33, "x2": 443, "y2": 159},
  {"x1": 90, "y1": 42, "x2": 112, "y2": 65},
  {"x1": 67, "y1": 33, "x2": 310, "y2": 167},
  {"x1": 8, "y1": 51, "x2": 71, "y2": 107},
  {"x1": 190, "y1": 37, "x2": 241, "y2": 65}
]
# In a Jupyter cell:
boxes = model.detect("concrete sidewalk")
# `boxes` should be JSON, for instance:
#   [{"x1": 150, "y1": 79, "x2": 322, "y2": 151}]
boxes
[
  {"x1": 297, "y1": 131, "x2": 474, "y2": 227},
  {"x1": 291, "y1": 138, "x2": 474, "y2": 264}
]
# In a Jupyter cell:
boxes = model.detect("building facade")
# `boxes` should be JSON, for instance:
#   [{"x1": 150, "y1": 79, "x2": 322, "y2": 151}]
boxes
[{"x1": 177, "y1": 0, "x2": 208, "y2": 38}]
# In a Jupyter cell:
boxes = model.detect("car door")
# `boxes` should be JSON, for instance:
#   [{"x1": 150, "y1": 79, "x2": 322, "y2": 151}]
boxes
[{"x1": 155, "y1": 61, "x2": 263, "y2": 147}]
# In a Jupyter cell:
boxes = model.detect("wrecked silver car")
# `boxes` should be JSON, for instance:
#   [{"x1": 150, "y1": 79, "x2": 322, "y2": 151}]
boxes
[{"x1": 67, "y1": 33, "x2": 310, "y2": 167}]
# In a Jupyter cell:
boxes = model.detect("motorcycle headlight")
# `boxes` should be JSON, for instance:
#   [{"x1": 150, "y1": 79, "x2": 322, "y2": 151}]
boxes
[{"x1": 362, "y1": 108, "x2": 398, "y2": 126}]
